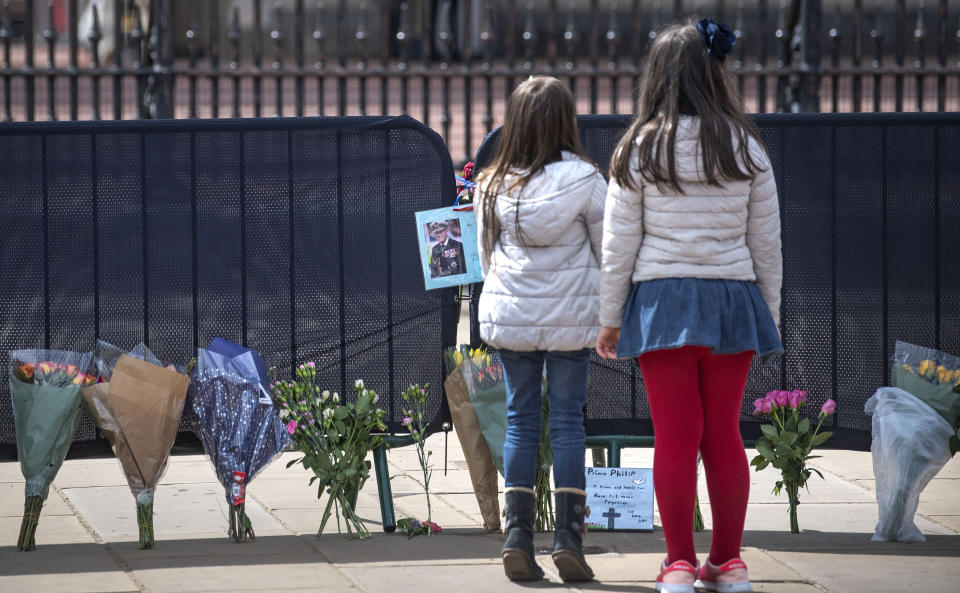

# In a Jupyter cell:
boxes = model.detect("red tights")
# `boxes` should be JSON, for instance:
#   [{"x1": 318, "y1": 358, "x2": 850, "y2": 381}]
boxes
[{"x1": 637, "y1": 346, "x2": 754, "y2": 566}]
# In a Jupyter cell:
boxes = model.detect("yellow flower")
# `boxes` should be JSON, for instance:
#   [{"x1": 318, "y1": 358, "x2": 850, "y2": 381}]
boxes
[
  {"x1": 936, "y1": 366, "x2": 948, "y2": 384},
  {"x1": 902, "y1": 364, "x2": 916, "y2": 375},
  {"x1": 917, "y1": 359, "x2": 936, "y2": 379}
]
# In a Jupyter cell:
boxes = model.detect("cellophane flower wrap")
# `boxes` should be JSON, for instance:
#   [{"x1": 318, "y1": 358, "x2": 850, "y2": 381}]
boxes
[
  {"x1": 864, "y1": 341, "x2": 960, "y2": 541},
  {"x1": 452, "y1": 346, "x2": 554, "y2": 530},
  {"x1": 9, "y1": 349, "x2": 95, "y2": 551},
  {"x1": 271, "y1": 365, "x2": 386, "y2": 539},
  {"x1": 80, "y1": 341, "x2": 190, "y2": 549},
  {"x1": 189, "y1": 340, "x2": 291, "y2": 542}
]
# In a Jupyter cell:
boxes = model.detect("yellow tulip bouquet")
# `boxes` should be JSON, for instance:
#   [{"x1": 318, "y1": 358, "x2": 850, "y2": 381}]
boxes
[{"x1": 864, "y1": 341, "x2": 960, "y2": 541}]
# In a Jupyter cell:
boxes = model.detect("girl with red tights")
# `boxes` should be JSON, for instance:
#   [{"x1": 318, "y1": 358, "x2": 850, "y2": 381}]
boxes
[{"x1": 596, "y1": 18, "x2": 783, "y2": 593}]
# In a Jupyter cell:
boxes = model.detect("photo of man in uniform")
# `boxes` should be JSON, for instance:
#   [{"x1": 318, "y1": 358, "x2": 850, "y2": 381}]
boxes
[{"x1": 428, "y1": 219, "x2": 467, "y2": 278}]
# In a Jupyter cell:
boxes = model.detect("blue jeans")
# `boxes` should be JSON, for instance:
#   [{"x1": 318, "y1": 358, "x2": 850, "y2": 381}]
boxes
[{"x1": 500, "y1": 349, "x2": 591, "y2": 491}]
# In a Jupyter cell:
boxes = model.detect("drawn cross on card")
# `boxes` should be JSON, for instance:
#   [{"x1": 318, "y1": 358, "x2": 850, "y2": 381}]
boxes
[{"x1": 602, "y1": 507, "x2": 621, "y2": 530}]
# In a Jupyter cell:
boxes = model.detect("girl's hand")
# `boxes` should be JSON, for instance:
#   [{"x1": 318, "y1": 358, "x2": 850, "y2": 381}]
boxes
[{"x1": 596, "y1": 327, "x2": 621, "y2": 360}]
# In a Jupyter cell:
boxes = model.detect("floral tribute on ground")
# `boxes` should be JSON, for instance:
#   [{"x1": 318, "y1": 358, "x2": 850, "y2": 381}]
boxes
[
  {"x1": 80, "y1": 341, "x2": 191, "y2": 549},
  {"x1": 189, "y1": 340, "x2": 291, "y2": 542},
  {"x1": 750, "y1": 389, "x2": 836, "y2": 533},
  {"x1": 9, "y1": 349, "x2": 95, "y2": 551},
  {"x1": 398, "y1": 383, "x2": 441, "y2": 537},
  {"x1": 271, "y1": 366, "x2": 386, "y2": 539}
]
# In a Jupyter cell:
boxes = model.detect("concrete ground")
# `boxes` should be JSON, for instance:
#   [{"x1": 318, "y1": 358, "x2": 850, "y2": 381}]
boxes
[
  {"x1": 1, "y1": 310, "x2": 958, "y2": 591},
  {"x1": 1, "y1": 430, "x2": 959, "y2": 593}
]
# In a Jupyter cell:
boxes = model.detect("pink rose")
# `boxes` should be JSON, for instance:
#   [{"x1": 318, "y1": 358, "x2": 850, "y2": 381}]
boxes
[
  {"x1": 753, "y1": 398, "x2": 765, "y2": 415},
  {"x1": 821, "y1": 399, "x2": 837, "y2": 415},
  {"x1": 788, "y1": 389, "x2": 807, "y2": 408},
  {"x1": 285, "y1": 420, "x2": 298, "y2": 434},
  {"x1": 307, "y1": 361, "x2": 316, "y2": 368},
  {"x1": 760, "y1": 399, "x2": 773, "y2": 414},
  {"x1": 402, "y1": 417, "x2": 413, "y2": 426},
  {"x1": 774, "y1": 390, "x2": 790, "y2": 407}
]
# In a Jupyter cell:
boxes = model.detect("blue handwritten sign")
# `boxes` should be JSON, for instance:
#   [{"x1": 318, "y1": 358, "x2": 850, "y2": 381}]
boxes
[{"x1": 584, "y1": 467, "x2": 654, "y2": 531}]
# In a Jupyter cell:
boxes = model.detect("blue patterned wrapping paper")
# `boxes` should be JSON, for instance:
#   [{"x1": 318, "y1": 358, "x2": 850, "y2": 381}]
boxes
[{"x1": 190, "y1": 347, "x2": 291, "y2": 504}]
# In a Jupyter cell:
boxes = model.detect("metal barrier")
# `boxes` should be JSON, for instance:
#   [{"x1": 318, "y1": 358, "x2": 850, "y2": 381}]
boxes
[
  {"x1": 0, "y1": 114, "x2": 459, "y2": 450},
  {"x1": 474, "y1": 112, "x2": 960, "y2": 452}
]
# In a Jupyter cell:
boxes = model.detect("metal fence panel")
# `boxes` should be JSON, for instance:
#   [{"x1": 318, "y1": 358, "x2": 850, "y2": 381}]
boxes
[
  {"x1": 0, "y1": 114, "x2": 459, "y2": 445},
  {"x1": 473, "y1": 112, "x2": 960, "y2": 451}
]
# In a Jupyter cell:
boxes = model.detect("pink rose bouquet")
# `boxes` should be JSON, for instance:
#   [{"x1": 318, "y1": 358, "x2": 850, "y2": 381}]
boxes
[{"x1": 750, "y1": 389, "x2": 837, "y2": 533}]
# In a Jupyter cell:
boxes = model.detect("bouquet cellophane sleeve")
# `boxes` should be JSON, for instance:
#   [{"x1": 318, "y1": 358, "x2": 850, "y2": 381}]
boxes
[
  {"x1": 9, "y1": 350, "x2": 93, "y2": 498},
  {"x1": 444, "y1": 362, "x2": 500, "y2": 531},
  {"x1": 462, "y1": 357, "x2": 508, "y2": 477}
]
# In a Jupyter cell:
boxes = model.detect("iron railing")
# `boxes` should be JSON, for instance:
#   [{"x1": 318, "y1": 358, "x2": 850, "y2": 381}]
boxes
[{"x1": 1, "y1": 1, "x2": 959, "y2": 162}]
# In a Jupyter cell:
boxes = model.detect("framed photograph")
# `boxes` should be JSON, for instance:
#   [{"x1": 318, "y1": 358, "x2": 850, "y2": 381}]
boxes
[{"x1": 414, "y1": 206, "x2": 483, "y2": 290}]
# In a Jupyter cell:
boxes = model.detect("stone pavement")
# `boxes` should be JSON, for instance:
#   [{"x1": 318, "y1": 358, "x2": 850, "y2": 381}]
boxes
[
  {"x1": 1, "y1": 434, "x2": 958, "y2": 593},
  {"x1": 2, "y1": 312, "x2": 959, "y2": 593}
]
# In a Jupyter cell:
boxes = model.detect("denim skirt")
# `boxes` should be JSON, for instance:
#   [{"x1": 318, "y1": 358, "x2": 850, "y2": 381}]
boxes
[{"x1": 616, "y1": 278, "x2": 784, "y2": 359}]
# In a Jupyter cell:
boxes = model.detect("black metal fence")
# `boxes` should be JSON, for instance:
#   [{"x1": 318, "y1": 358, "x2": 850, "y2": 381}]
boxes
[
  {"x1": 474, "y1": 112, "x2": 960, "y2": 452},
  {"x1": 2, "y1": 1, "x2": 959, "y2": 162},
  {"x1": 0, "y1": 114, "x2": 459, "y2": 445}
]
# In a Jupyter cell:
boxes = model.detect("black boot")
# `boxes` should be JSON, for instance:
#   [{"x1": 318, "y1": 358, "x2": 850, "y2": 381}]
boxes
[
  {"x1": 552, "y1": 488, "x2": 594, "y2": 582},
  {"x1": 502, "y1": 488, "x2": 543, "y2": 581}
]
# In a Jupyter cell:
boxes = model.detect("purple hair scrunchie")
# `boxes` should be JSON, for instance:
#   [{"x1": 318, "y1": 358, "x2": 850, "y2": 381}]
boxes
[{"x1": 697, "y1": 18, "x2": 736, "y2": 61}]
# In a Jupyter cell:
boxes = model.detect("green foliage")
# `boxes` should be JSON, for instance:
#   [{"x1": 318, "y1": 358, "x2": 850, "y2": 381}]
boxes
[
  {"x1": 271, "y1": 369, "x2": 387, "y2": 540},
  {"x1": 401, "y1": 383, "x2": 437, "y2": 536}
]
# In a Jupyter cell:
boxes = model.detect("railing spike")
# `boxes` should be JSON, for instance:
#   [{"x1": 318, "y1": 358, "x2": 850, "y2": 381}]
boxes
[
  {"x1": 564, "y1": 1, "x2": 576, "y2": 71},
  {"x1": 522, "y1": 1, "x2": 536, "y2": 70},
  {"x1": 397, "y1": 1, "x2": 410, "y2": 70},
  {"x1": 88, "y1": 3, "x2": 102, "y2": 68},
  {"x1": 356, "y1": 1, "x2": 368, "y2": 70},
  {"x1": 607, "y1": 2, "x2": 618, "y2": 70},
  {"x1": 314, "y1": 2, "x2": 326, "y2": 70},
  {"x1": 43, "y1": 1, "x2": 56, "y2": 67},
  {"x1": 272, "y1": 2, "x2": 284, "y2": 71}
]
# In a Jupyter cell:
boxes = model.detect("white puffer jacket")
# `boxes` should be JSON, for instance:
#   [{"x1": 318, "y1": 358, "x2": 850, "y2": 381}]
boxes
[
  {"x1": 599, "y1": 116, "x2": 782, "y2": 328},
  {"x1": 477, "y1": 152, "x2": 607, "y2": 351}
]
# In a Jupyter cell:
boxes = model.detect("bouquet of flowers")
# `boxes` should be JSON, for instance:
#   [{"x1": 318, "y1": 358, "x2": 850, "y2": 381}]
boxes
[
  {"x1": 189, "y1": 339, "x2": 291, "y2": 542},
  {"x1": 272, "y1": 366, "x2": 386, "y2": 539},
  {"x1": 443, "y1": 345, "x2": 502, "y2": 531},
  {"x1": 750, "y1": 389, "x2": 837, "y2": 533},
  {"x1": 446, "y1": 345, "x2": 554, "y2": 530},
  {"x1": 9, "y1": 350, "x2": 95, "y2": 551},
  {"x1": 80, "y1": 341, "x2": 191, "y2": 549},
  {"x1": 864, "y1": 341, "x2": 960, "y2": 541},
  {"x1": 399, "y1": 383, "x2": 439, "y2": 536}
]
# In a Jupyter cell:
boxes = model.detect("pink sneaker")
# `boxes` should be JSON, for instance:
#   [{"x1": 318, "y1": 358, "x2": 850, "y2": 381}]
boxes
[
  {"x1": 656, "y1": 558, "x2": 699, "y2": 593},
  {"x1": 694, "y1": 558, "x2": 753, "y2": 592}
]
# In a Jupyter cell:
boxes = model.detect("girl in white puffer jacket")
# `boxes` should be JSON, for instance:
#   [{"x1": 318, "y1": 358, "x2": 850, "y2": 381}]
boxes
[
  {"x1": 596, "y1": 19, "x2": 782, "y2": 593},
  {"x1": 475, "y1": 76, "x2": 606, "y2": 584}
]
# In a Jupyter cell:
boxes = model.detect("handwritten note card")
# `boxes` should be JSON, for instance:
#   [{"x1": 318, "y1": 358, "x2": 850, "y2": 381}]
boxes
[{"x1": 584, "y1": 467, "x2": 654, "y2": 531}]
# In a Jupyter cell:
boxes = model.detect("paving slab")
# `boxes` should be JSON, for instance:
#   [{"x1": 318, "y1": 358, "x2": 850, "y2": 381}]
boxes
[
  {"x1": 62, "y1": 484, "x2": 285, "y2": 539},
  {"x1": 0, "y1": 513, "x2": 96, "y2": 546},
  {"x1": 0, "y1": 482, "x2": 74, "y2": 517},
  {"x1": 770, "y1": 549, "x2": 960, "y2": 593}
]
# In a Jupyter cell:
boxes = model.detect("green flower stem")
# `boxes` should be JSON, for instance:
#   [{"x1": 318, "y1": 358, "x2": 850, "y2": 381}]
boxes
[
  {"x1": 228, "y1": 503, "x2": 255, "y2": 543},
  {"x1": 137, "y1": 501, "x2": 155, "y2": 549},
  {"x1": 787, "y1": 483, "x2": 800, "y2": 534},
  {"x1": 17, "y1": 496, "x2": 43, "y2": 551}
]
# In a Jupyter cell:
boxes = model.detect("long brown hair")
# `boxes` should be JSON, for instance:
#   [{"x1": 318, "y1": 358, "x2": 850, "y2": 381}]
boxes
[
  {"x1": 610, "y1": 21, "x2": 766, "y2": 193},
  {"x1": 476, "y1": 76, "x2": 592, "y2": 260}
]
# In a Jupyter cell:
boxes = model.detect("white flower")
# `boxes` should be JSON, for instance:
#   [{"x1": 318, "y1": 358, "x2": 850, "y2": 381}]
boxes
[
  {"x1": 321, "y1": 390, "x2": 330, "y2": 401},
  {"x1": 332, "y1": 392, "x2": 340, "y2": 403},
  {"x1": 354, "y1": 379, "x2": 364, "y2": 389},
  {"x1": 314, "y1": 398, "x2": 322, "y2": 407},
  {"x1": 279, "y1": 409, "x2": 290, "y2": 420},
  {"x1": 372, "y1": 392, "x2": 378, "y2": 404},
  {"x1": 323, "y1": 408, "x2": 335, "y2": 419}
]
